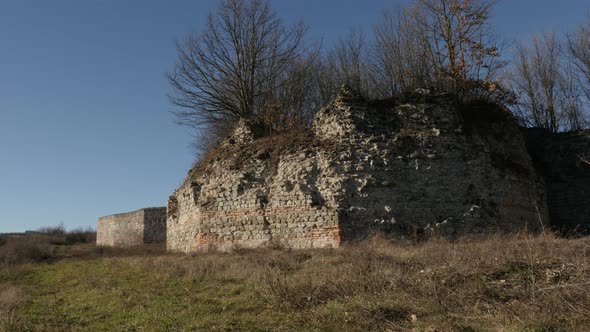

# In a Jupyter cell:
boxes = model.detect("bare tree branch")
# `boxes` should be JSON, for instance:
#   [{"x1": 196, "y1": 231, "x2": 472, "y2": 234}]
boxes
[
  {"x1": 578, "y1": 154, "x2": 590, "y2": 166},
  {"x1": 510, "y1": 31, "x2": 588, "y2": 132},
  {"x1": 168, "y1": 0, "x2": 308, "y2": 132},
  {"x1": 371, "y1": 0, "x2": 507, "y2": 100}
]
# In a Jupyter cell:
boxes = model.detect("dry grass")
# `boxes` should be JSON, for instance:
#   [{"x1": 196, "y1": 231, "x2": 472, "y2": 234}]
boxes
[
  {"x1": 1, "y1": 232, "x2": 589, "y2": 330},
  {"x1": 131, "y1": 232, "x2": 590, "y2": 330},
  {"x1": 0, "y1": 286, "x2": 26, "y2": 332},
  {"x1": 0, "y1": 286, "x2": 25, "y2": 310},
  {"x1": 0, "y1": 230, "x2": 95, "y2": 268}
]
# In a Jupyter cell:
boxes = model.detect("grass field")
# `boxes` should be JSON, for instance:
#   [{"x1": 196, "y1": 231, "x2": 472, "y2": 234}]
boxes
[{"x1": 1, "y1": 232, "x2": 589, "y2": 331}]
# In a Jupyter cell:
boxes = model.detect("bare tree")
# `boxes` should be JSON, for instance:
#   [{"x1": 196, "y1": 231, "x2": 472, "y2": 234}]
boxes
[
  {"x1": 303, "y1": 29, "x2": 376, "y2": 104},
  {"x1": 168, "y1": 0, "x2": 307, "y2": 132},
  {"x1": 567, "y1": 15, "x2": 590, "y2": 102},
  {"x1": 310, "y1": 55, "x2": 340, "y2": 108},
  {"x1": 511, "y1": 31, "x2": 586, "y2": 132},
  {"x1": 261, "y1": 51, "x2": 320, "y2": 133},
  {"x1": 560, "y1": 60, "x2": 587, "y2": 130},
  {"x1": 370, "y1": 0, "x2": 508, "y2": 99},
  {"x1": 373, "y1": 5, "x2": 433, "y2": 96},
  {"x1": 511, "y1": 32, "x2": 561, "y2": 131},
  {"x1": 411, "y1": 0, "x2": 507, "y2": 95},
  {"x1": 326, "y1": 28, "x2": 374, "y2": 97}
]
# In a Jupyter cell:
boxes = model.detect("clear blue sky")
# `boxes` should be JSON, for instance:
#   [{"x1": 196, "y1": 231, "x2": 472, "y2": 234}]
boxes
[{"x1": 0, "y1": 0, "x2": 588, "y2": 232}]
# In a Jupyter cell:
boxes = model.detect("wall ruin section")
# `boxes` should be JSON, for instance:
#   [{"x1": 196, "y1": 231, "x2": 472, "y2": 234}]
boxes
[
  {"x1": 97, "y1": 207, "x2": 166, "y2": 247},
  {"x1": 167, "y1": 89, "x2": 549, "y2": 253},
  {"x1": 523, "y1": 129, "x2": 590, "y2": 232}
]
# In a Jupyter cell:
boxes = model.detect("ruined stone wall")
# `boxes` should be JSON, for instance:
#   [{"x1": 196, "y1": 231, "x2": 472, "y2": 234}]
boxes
[
  {"x1": 167, "y1": 148, "x2": 342, "y2": 252},
  {"x1": 312, "y1": 92, "x2": 548, "y2": 239},
  {"x1": 167, "y1": 89, "x2": 549, "y2": 253},
  {"x1": 97, "y1": 207, "x2": 166, "y2": 247},
  {"x1": 523, "y1": 129, "x2": 590, "y2": 231}
]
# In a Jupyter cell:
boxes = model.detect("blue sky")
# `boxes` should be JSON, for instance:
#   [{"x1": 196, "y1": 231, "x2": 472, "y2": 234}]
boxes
[{"x1": 0, "y1": 0, "x2": 588, "y2": 232}]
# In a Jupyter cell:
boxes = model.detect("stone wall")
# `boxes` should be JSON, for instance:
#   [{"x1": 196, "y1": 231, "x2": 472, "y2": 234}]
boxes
[
  {"x1": 523, "y1": 129, "x2": 590, "y2": 231},
  {"x1": 167, "y1": 89, "x2": 548, "y2": 253},
  {"x1": 97, "y1": 207, "x2": 166, "y2": 247}
]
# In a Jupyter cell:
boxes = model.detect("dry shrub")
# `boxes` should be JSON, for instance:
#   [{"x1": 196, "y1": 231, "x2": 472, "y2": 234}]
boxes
[
  {"x1": 85, "y1": 244, "x2": 167, "y2": 259},
  {"x1": 0, "y1": 286, "x2": 27, "y2": 332},
  {"x1": 36, "y1": 223, "x2": 66, "y2": 236},
  {"x1": 36, "y1": 224, "x2": 97, "y2": 245},
  {"x1": 259, "y1": 238, "x2": 412, "y2": 309},
  {"x1": 0, "y1": 236, "x2": 54, "y2": 267},
  {"x1": 64, "y1": 228, "x2": 96, "y2": 245},
  {"x1": 0, "y1": 287, "x2": 24, "y2": 311},
  {"x1": 0, "y1": 309, "x2": 27, "y2": 332}
]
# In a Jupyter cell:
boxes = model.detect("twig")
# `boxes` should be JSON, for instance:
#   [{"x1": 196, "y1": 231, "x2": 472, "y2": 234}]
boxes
[
  {"x1": 577, "y1": 154, "x2": 590, "y2": 166},
  {"x1": 537, "y1": 282, "x2": 590, "y2": 292},
  {"x1": 533, "y1": 202, "x2": 545, "y2": 233}
]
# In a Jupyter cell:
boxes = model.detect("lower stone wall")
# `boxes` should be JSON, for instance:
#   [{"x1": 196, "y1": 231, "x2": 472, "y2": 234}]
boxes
[
  {"x1": 168, "y1": 204, "x2": 340, "y2": 252},
  {"x1": 166, "y1": 152, "x2": 343, "y2": 253},
  {"x1": 97, "y1": 207, "x2": 166, "y2": 247},
  {"x1": 523, "y1": 129, "x2": 590, "y2": 231}
]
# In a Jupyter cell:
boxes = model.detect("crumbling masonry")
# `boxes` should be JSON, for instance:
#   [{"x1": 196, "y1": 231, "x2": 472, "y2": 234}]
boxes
[
  {"x1": 523, "y1": 128, "x2": 590, "y2": 231},
  {"x1": 166, "y1": 89, "x2": 553, "y2": 253}
]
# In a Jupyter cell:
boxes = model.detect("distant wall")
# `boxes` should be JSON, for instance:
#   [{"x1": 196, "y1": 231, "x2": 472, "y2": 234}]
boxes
[
  {"x1": 523, "y1": 129, "x2": 590, "y2": 231},
  {"x1": 97, "y1": 207, "x2": 166, "y2": 247}
]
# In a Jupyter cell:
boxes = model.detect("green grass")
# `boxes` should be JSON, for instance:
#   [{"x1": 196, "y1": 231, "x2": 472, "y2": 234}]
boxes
[{"x1": 10, "y1": 258, "x2": 296, "y2": 331}]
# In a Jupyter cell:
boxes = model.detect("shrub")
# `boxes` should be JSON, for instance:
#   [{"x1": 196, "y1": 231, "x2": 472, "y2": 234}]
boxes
[
  {"x1": 0, "y1": 236, "x2": 54, "y2": 267},
  {"x1": 36, "y1": 222, "x2": 66, "y2": 236},
  {"x1": 65, "y1": 228, "x2": 96, "y2": 245}
]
